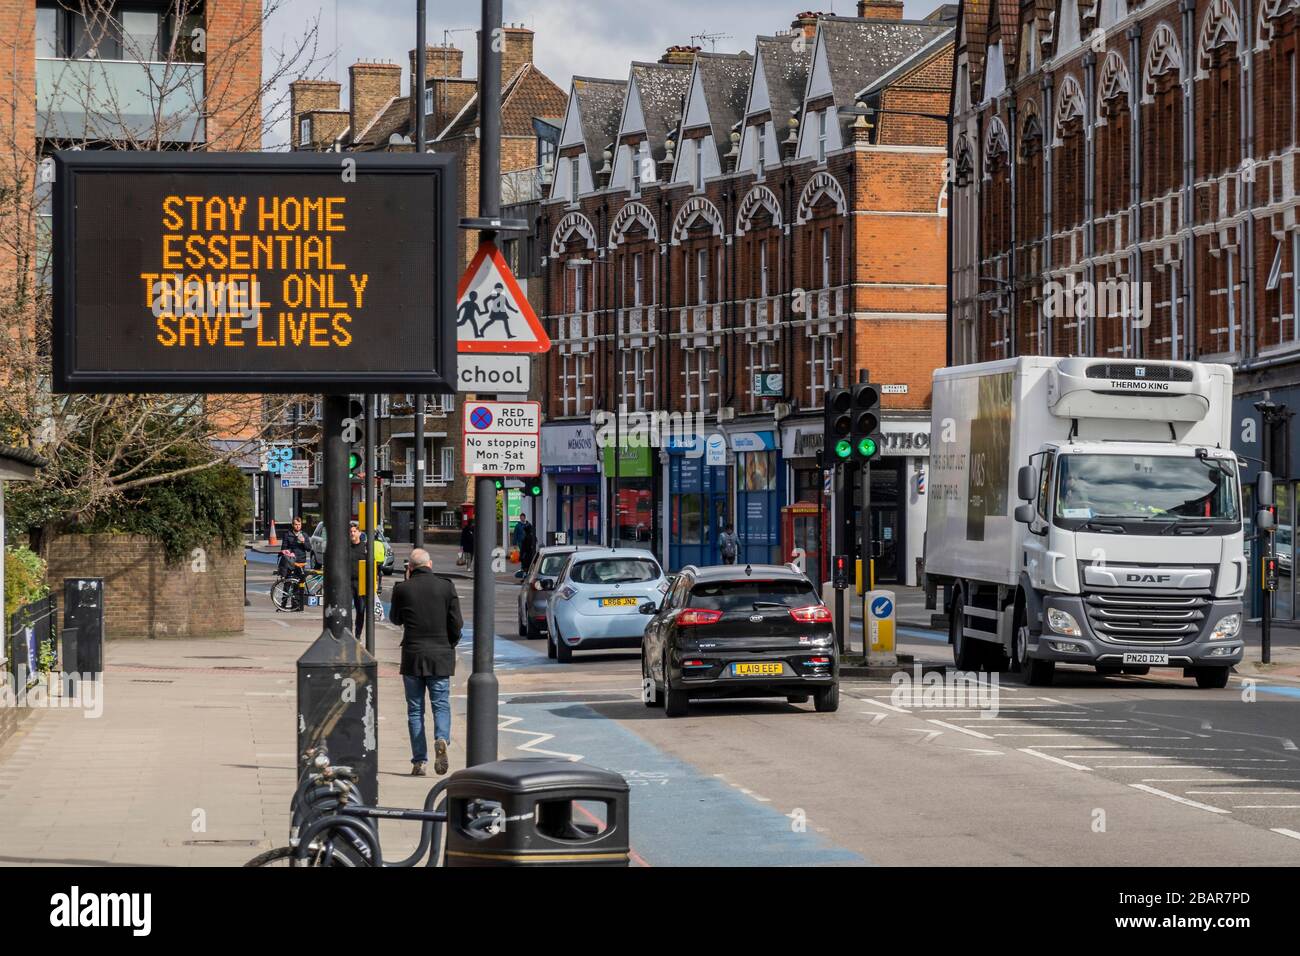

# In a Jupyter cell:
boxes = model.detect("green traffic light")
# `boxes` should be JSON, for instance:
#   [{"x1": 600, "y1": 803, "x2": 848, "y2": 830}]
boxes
[
  {"x1": 857, "y1": 437, "x2": 877, "y2": 458},
  {"x1": 835, "y1": 439, "x2": 853, "y2": 459}
]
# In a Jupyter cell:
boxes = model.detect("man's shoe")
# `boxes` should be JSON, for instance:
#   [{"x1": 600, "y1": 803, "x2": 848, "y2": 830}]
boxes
[
  {"x1": 412, "y1": 762, "x2": 427, "y2": 777},
  {"x1": 434, "y1": 739, "x2": 449, "y2": 775}
]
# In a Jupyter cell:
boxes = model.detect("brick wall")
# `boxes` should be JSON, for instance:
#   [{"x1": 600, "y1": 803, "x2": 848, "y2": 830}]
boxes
[
  {"x1": 204, "y1": 0, "x2": 265, "y2": 149},
  {"x1": 45, "y1": 536, "x2": 244, "y2": 640}
]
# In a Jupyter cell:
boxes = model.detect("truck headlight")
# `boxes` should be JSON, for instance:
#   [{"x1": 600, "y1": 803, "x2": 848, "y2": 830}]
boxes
[
  {"x1": 1210, "y1": 614, "x2": 1241, "y2": 640},
  {"x1": 1047, "y1": 608, "x2": 1081, "y2": 637}
]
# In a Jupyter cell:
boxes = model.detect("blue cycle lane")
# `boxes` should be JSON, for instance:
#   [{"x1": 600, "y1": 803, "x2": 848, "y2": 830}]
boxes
[{"x1": 454, "y1": 629, "x2": 866, "y2": 867}]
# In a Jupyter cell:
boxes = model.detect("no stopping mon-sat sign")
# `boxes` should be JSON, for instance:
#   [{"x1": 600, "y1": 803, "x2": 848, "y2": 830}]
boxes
[{"x1": 463, "y1": 401, "x2": 540, "y2": 477}]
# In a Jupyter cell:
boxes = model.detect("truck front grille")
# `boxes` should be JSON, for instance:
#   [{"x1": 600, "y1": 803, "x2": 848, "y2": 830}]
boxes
[
  {"x1": 1084, "y1": 362, "x2": 1193, "y2": 382},
  {"x1": 1083, "y1": 592, "x2": 1207, "y2": 645}
]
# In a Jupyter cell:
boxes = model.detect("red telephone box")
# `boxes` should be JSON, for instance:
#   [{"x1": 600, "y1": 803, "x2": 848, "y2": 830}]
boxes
[{"x1": 781, "y1": 501, "x2": 828, "y2": 584}]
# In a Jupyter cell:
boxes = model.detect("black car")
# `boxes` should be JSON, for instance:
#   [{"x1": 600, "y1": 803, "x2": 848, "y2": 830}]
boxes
[{"x1": 640, "y1": 564, "x2": 838, "y2": 717}]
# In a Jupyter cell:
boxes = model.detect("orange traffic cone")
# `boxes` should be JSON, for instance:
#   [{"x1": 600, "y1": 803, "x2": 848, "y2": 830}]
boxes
[{"x1": 268, "y1": 519, "x2": 279, "y2": 547}]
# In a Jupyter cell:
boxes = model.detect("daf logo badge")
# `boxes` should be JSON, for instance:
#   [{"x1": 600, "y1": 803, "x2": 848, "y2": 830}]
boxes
[
  {"x1": 749, "y1": 614, "x2": 764, "y2": 623},
  {"x1": 1126, "y1": 573, "x2": 1171, "y2": 583}
]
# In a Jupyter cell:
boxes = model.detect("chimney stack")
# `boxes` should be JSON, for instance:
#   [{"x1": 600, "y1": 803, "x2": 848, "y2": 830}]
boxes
[
  {"x1": 858, "y1": 0, "x2": 905, "y2": 19},
  {"x1": 791, "y1": 11, "x2": 823, "y2": 40},
  {"x1": 409, "y1": 45, "x2": 464, "y2": 88},
  {"x1": 348, "y1": 61, "x2": 402, "y2": 144},
  {"x1": 477, "y1": 25, "x2": 535, "y2": 85},
  {"x1": 660, "y1": 45, "x2": 702, "y2": 66},
  {"x1": 290, "y1": 79, "x2": 341, "y2": 148}
]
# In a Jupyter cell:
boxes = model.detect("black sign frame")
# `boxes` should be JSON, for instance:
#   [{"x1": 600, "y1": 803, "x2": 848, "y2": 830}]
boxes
[{"x1": 52, "y1": 150, "x2": 457, "y2": 394}]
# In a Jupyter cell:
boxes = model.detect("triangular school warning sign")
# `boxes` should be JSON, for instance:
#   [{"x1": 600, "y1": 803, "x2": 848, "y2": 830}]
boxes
[{"x1": 455, "y1": 240, "x2": 551, "y2": 354}]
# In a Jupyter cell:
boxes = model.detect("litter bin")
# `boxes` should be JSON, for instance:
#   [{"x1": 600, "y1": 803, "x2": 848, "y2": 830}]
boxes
[{"x1": 444, "y1": 758, "x2": 629, "y2": 866}]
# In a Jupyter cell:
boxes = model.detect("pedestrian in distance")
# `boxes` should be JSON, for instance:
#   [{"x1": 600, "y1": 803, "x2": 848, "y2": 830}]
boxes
[
  {"x1": 389, "y1": 548, "x2": 463, "y2": 776},
  {"x1": 347, "y1": 522, "x2": 369, "y2": 631},
  {"x1": 719, "y1": 524, "x2": 740, "y2": 565},
  {"x1": 520, "y1": 518, "x2": 538, "y2": 575},
  {"x1": 460, "y1": 519, "x2": 475, "y2": 570},
  {"x1": 278, "y1": 516, "x2": 311, "y2": 608},
  {"x1": 479, "y1": 282, "x2": 520, "y2": 339}
]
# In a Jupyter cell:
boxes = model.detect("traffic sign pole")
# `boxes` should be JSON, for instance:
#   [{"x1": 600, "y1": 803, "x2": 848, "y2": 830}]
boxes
[{"x1": 467, "y1": 0, "x2": 503, "y2": 769}]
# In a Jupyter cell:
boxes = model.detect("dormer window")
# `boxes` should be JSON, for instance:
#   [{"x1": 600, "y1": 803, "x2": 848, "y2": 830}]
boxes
[
  {"x1": 817, "y1": 110, "x2": 828, "y2": 163},
  {"x1": 570, "y1": 156, "x2": 580, "y2": 201},
  {"x1": 694, "y1": 139, "x2": 704, "y2": 191},
  {"x1": 757, "y1": 125, "x2": 767, "y2": 178},
  {"x1": 630, "y1": 144, "x2": 642, "y2": 197}
]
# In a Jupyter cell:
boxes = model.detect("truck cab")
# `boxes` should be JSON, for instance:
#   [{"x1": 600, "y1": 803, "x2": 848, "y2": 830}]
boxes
[{"x1": 1014, "y1": 440, "x2": 1245, "y2": 686}]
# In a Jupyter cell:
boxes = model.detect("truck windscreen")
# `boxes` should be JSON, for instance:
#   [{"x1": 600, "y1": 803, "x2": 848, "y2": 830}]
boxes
[{"x1": 1054, "y1": 454, "x2": 1240, "y2": 524}]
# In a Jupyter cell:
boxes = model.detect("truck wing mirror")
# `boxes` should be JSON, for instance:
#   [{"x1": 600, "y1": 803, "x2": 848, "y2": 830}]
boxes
[
  {"x1": 1257, "y1": 508, "x2": 1276, "y2": 531},
  {"x1": 1014, "y1": 503, "x2": 1037, "y2": 525},
  {"x1": 1258, "y1": 470, "x2": 1274, "y2": 508},
  {"x1": 1017, "y1": 465, "x2": 1038, "y2": 502}
]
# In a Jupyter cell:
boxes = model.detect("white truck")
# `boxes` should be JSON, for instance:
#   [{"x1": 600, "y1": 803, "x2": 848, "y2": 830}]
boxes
[{"x1": 924, "y1": 357, "x2": 1246, "y2": 688}]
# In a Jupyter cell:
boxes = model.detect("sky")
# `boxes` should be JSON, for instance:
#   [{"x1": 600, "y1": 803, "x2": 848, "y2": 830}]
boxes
[{"x1": 262, "y1": 0, "x2": 942, "y2": 148}]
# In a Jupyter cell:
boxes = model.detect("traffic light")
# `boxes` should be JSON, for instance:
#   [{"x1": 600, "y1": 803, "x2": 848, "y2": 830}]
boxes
[
  {"x1": 824, "y1": 387, "x2": 853, "y2": 462},
  {"x1": 493, "y1": 478, "x2": 505, "y2": 492},
  {"x1": 524, "y1": 477, "x2": 543, "y2": 498},
  {"x1": 348, "y1": 449, "x2": 362, "y2": 479},
  {"x1": 850, "y1": 382, "x2": 883, "y2": 461}
]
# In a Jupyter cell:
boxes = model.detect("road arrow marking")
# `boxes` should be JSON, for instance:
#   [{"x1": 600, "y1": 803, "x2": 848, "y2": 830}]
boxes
[{"x1": 961, "y1": 748, "x2": 1004, "y2": 756}]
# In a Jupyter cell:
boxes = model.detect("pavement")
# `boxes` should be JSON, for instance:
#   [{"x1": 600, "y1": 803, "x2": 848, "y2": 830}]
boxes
[{"x1": 1, "y1": 558, "x2": 1298, "y2": 866}]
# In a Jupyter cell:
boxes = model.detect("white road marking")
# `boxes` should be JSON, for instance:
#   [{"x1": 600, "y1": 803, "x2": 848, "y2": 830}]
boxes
[
  {"x1": 497, "y1": 714, "x2": 582, "y2": 761},
  {"x1": 1270, "y1": 828, "x2": 1300, "y2": 840},
  {"x1": 1187, "y1": 790, "x2": 1300, "y2": 795},
  {"x1": 861, "y1": 698, "x2": 912, "y2": 715},
  {"x1": 1129, "y1": 784, "x2": 1231, "y2": 814},
  {"x1": 961, "y1": 748, "x2": 1005, "y2": 756},
  {"x1": 863, "y1": 713, "x2": 888, "y2": 727},
  {"x1": 928, "y1": 719, "x2": 993, "y2": 739},
  {"x1": 906, "y1": 729, "x2": 943, "y2": 743},
  {"x1": 1143, "y1": 777, "x2": 1300, "y2": 783},
  {"x1": 1018, "y1": 748, "x2": 1091, "y2": 771},
  {"x1": 1234, "y1": 805, "x2": 1300, "y2": 809}
]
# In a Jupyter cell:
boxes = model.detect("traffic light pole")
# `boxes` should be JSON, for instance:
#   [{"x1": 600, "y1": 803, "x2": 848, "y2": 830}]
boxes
[
  {"x1": 466, "y1": 0, "x2": 503, "y2": 767},
  {"x1": 363, "y1": 392, "x2": 376, "y2": 654},
  {"x1": 412, "y1": 0, "x2": 427, "y2": 553}
]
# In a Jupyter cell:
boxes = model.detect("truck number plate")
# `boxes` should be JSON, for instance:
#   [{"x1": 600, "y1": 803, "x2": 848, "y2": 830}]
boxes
[{"x1": 1122, "y1": 652, "x2": 1168, "y2": 665}]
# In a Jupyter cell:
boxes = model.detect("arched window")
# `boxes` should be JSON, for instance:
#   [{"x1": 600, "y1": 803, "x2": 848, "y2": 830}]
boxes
[
  {"x1": 1017, "y1": 106, "x2": 1045, "y2": 354},
  {"x1": 980, "y1": 115, "x2": 1013, "y2": 358}
]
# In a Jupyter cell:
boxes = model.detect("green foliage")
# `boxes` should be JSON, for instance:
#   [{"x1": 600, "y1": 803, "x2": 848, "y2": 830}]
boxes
[
  {"x1": 4, "y1": 546, "x2": 48, "y2": 619},
  {"x1": 78, "y1": 457, "x2": 251, "y2": 564}
]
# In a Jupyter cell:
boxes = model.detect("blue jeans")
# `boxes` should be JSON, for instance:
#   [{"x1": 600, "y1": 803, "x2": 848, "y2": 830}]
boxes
[{"x1": 403, "y1": 675, "x2": 451, "y2": 764}]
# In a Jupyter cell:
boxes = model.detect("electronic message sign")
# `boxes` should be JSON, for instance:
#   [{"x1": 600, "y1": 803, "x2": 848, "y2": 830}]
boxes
[{"x1": 52, "y1": 151, "x2": 457, "y2": 393}]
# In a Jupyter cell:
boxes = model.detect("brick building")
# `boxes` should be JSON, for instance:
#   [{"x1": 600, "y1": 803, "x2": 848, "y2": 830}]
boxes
[
  {"x1": 288, "y1": 28, "x2": 566, "y2": 540},
  {"x1": 948, "y1": 0, "x2": 1300, "y2": 616},
  {"x1": 538, "y1": 5, "x2": 956, "y2": 583}
]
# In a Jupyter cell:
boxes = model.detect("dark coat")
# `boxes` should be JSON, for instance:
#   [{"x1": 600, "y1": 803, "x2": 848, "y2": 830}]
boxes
[
  {"x1": 348, "y1": 539, "x2": 368, "y2": 593},
  {"x1": 460, "y1": 524, "x2": 474, "y2": 552},
  {"x1": 281, "y1": 528, "x2": 310, "y2": 562},
  {"x1": 389, "y1": 567, "x2": 463, "y2": 677}
]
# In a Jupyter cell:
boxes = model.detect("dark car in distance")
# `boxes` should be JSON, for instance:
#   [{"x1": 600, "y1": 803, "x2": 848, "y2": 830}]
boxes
[
  {"x1": 517, "y1": 545, "x2": 600, "y2": 639},
  {"x1": 640, "y1": 564, "x2": 838, "y2": 718}
]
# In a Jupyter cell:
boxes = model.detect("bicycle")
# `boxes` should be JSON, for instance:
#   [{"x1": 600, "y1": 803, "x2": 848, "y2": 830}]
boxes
[
  {"x1": 245, "y1": 748, "x2": 487, "y2": 867},
  {"x1": 270, "y1": 564, "x2": 322, "y2": 613}
]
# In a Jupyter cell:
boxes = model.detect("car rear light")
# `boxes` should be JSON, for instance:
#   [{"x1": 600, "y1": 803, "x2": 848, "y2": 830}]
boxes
[
  {"x1": 677, "y1": 608, "x2": 723, "y2": 626},
  {"x1": 790, "y1": 604, "x2": 832, "y2": 623},
  {"x1": 559, "y1": 585, "x2": 577, "y2": 601},
  {"x1": 808, "y1": 656, "x2": 831, "y2": 665},
  {"x1": 682, "y1": 659, "x2": 707, "y2": 668}
]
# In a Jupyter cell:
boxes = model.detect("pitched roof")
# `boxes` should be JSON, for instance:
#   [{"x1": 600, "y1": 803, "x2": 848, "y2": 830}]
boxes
[
  {"x1": 628, "y1": 61, "x2": 691, "y2": 161},
  {"x1": 753, "y1": 33, "x2": 814, "y2": 125},
  {"x1": 963, "y1": 0, "x2": 991, "y2": 95},
  {"x1": 572, "y1": 75, "x2": 628, "y2": 162},
  {"x1": 815, "y1": 16, "x2": 955, "y2": 108},
  {"x1": 353, "y1": 94, "x2": 411, "y2": 149},
  {"x1": 856, "y1": 26, "x2": 955, "y2": 97},
  {"x1": 684, "y1": 52, "x2": 753, "y2": 162}
]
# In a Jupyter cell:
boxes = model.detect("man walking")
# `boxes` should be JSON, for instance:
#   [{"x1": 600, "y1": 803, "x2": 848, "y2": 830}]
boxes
[
  {"x1": 389, "y1": 548, "x2": 462, "y2": 776},
  {"x1": 347, "y1": 522, "x2": 369, "y2": 630},
  {"x1": 719, "y1": 524, "x2": 740, "y2": 565},
  {"x1": 460, "y1": 518, "x2": 475, "y2": 570}
]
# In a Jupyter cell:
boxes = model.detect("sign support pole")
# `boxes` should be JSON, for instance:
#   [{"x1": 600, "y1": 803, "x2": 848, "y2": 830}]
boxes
[
  {"x1": 413, "y1": 0, "x2": 428, "y2": 553},
  {"x1": 467, "y1": 0, "x2": 503, "y2": 767}
]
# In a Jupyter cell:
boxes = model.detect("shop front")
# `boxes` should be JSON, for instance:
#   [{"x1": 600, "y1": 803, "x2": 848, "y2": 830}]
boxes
[
  {"x1": 541, "y1": 422, "x2": 600, "y2": 546},
  {"x1": 1234, "y1": 386, "x2": 1298, "y2": 621},
  {"x1": 603, "y1": 442, "x2": 656, "y2": 553},
  {"x1": 781, "y1": 421, "x2": 830, "y2": 582},
  {"x1": 876, "y1": 420, "x2": 931, "y2": 586},
  {"x1": 665, "y1": 434, "x2": 729, "y2": 570},
  {"x1": 731, "y1": 430, "x2": 783, "y2": 565}
]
